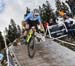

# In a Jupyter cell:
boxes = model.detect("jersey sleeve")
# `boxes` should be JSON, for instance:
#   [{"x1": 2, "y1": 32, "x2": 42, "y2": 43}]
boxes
[
  {"x1": 38, "y1": 16, "x2": 42, "y2": 23},
  {"x1": 24, "y1": 13, "x2": 32, "y2": 21}
]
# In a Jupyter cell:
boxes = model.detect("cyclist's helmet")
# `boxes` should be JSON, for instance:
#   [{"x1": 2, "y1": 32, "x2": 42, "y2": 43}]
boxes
[{"x1": 33, "y1": 9, "x2": 39, "y2": 16}]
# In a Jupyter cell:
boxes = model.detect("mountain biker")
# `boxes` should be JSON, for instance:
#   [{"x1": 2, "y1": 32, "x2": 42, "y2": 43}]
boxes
[
  {"x1": 24, "y1": 9, "x2": 42, "y2": 30},
  {"x1": 24, "y1": 9, "x2": 44, "y2": 34},
  {"x1": 20, "y1": 9, "x2": 44, "y2": 44}
]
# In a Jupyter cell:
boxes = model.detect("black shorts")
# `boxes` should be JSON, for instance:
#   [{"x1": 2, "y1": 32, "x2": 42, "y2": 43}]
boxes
[{"x1": 27, "y1": 19, "x2": 40, "y2": 29}]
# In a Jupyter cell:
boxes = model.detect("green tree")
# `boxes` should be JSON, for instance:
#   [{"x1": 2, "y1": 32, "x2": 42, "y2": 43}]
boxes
[
  {"x1": 7, "y1": 19, "x2": 17, "y2": 42},
  {"x1": 40, "y1": 1, "x2": 54, "y2": 23},
  {"x1": 0, "y1": 31, "x2": 5, "y2": 51},
  {"x1": 56, "y1": 0, "x2": 62, "y2": 11},
  {"x1": 55, "y1": 0, "x2": 69, "y2": 16},
  {"x1": 62, "y1": 2, "x2": 69, "y2": 13},
  {"x1": 66, "y1": 0, "x2": 75, "y2": 16},
  {"x1": 5, "y1": 27, "x2": 10, "y2": 46}
]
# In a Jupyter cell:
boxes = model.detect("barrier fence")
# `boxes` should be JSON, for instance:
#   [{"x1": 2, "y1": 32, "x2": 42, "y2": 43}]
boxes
[
  {"x1": 3, "y1": 31, "x2": 21, "y2": 66},
  {"x1": 45, "y1": 24, "x2": 75, "y2": 46}
]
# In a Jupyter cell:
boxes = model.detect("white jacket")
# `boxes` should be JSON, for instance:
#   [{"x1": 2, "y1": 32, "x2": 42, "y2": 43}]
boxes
[{"x1": 56, "y1": 16, "x2": 64, "y2": 26}]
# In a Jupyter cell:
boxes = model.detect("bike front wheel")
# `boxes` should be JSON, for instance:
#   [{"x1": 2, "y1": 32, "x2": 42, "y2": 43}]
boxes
[{"x1": 27, "y1": 36, "x2": 36, "y2": 58}]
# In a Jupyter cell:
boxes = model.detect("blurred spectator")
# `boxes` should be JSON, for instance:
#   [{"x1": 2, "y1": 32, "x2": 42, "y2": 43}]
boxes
[
  {"x1": 64, "y1": 14, "x2": 75, "y2": 38},
  {"x1": 0, "y1": 53, "x2": 4, "y2": 64},
  {"x1": 56, "y1": 15, "x2": 65, "y2": 30},
  {"x1": 58, "y1": 10, "x2": 65, "y2": 17},
  {"x1": 49, "y1": 18, "x2": 55, "y2": 26},
  {"x1": 43, "y1": 21, "x2": 49, "y2": 30}
]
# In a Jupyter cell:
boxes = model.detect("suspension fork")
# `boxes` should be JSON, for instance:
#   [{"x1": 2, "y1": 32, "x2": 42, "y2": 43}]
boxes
[{"x1": 26, "y1": 29, "x2": 34, "y2": 43}]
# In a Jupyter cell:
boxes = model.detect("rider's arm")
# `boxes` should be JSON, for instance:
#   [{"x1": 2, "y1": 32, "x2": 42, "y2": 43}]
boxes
[
  {"x1": 38, "y1": 16, "x2": 45, "y2": 32},
  {"x1": 37, "y1": 16, "x2": 42, "y2": 24},
  {"x1": 38, "y1": 16, "x2": 43, "y2": 28},
  {"x1": 24, "y1": 13, "x2": 32, "y2": 21}
]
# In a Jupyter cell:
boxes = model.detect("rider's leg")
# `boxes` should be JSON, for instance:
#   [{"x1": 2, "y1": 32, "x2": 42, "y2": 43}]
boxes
[
  {"x1": 21, "y1": 24, "x2": 30, "y2": 44},
  {"x1": 23, "y1": 23, "x2": 29, "y2": 37}
]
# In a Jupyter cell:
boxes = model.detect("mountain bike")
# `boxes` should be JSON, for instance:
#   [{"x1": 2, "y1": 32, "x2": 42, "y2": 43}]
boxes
[{"x1": 26, "y1": 26, "x2": 45, "y2": 58}]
